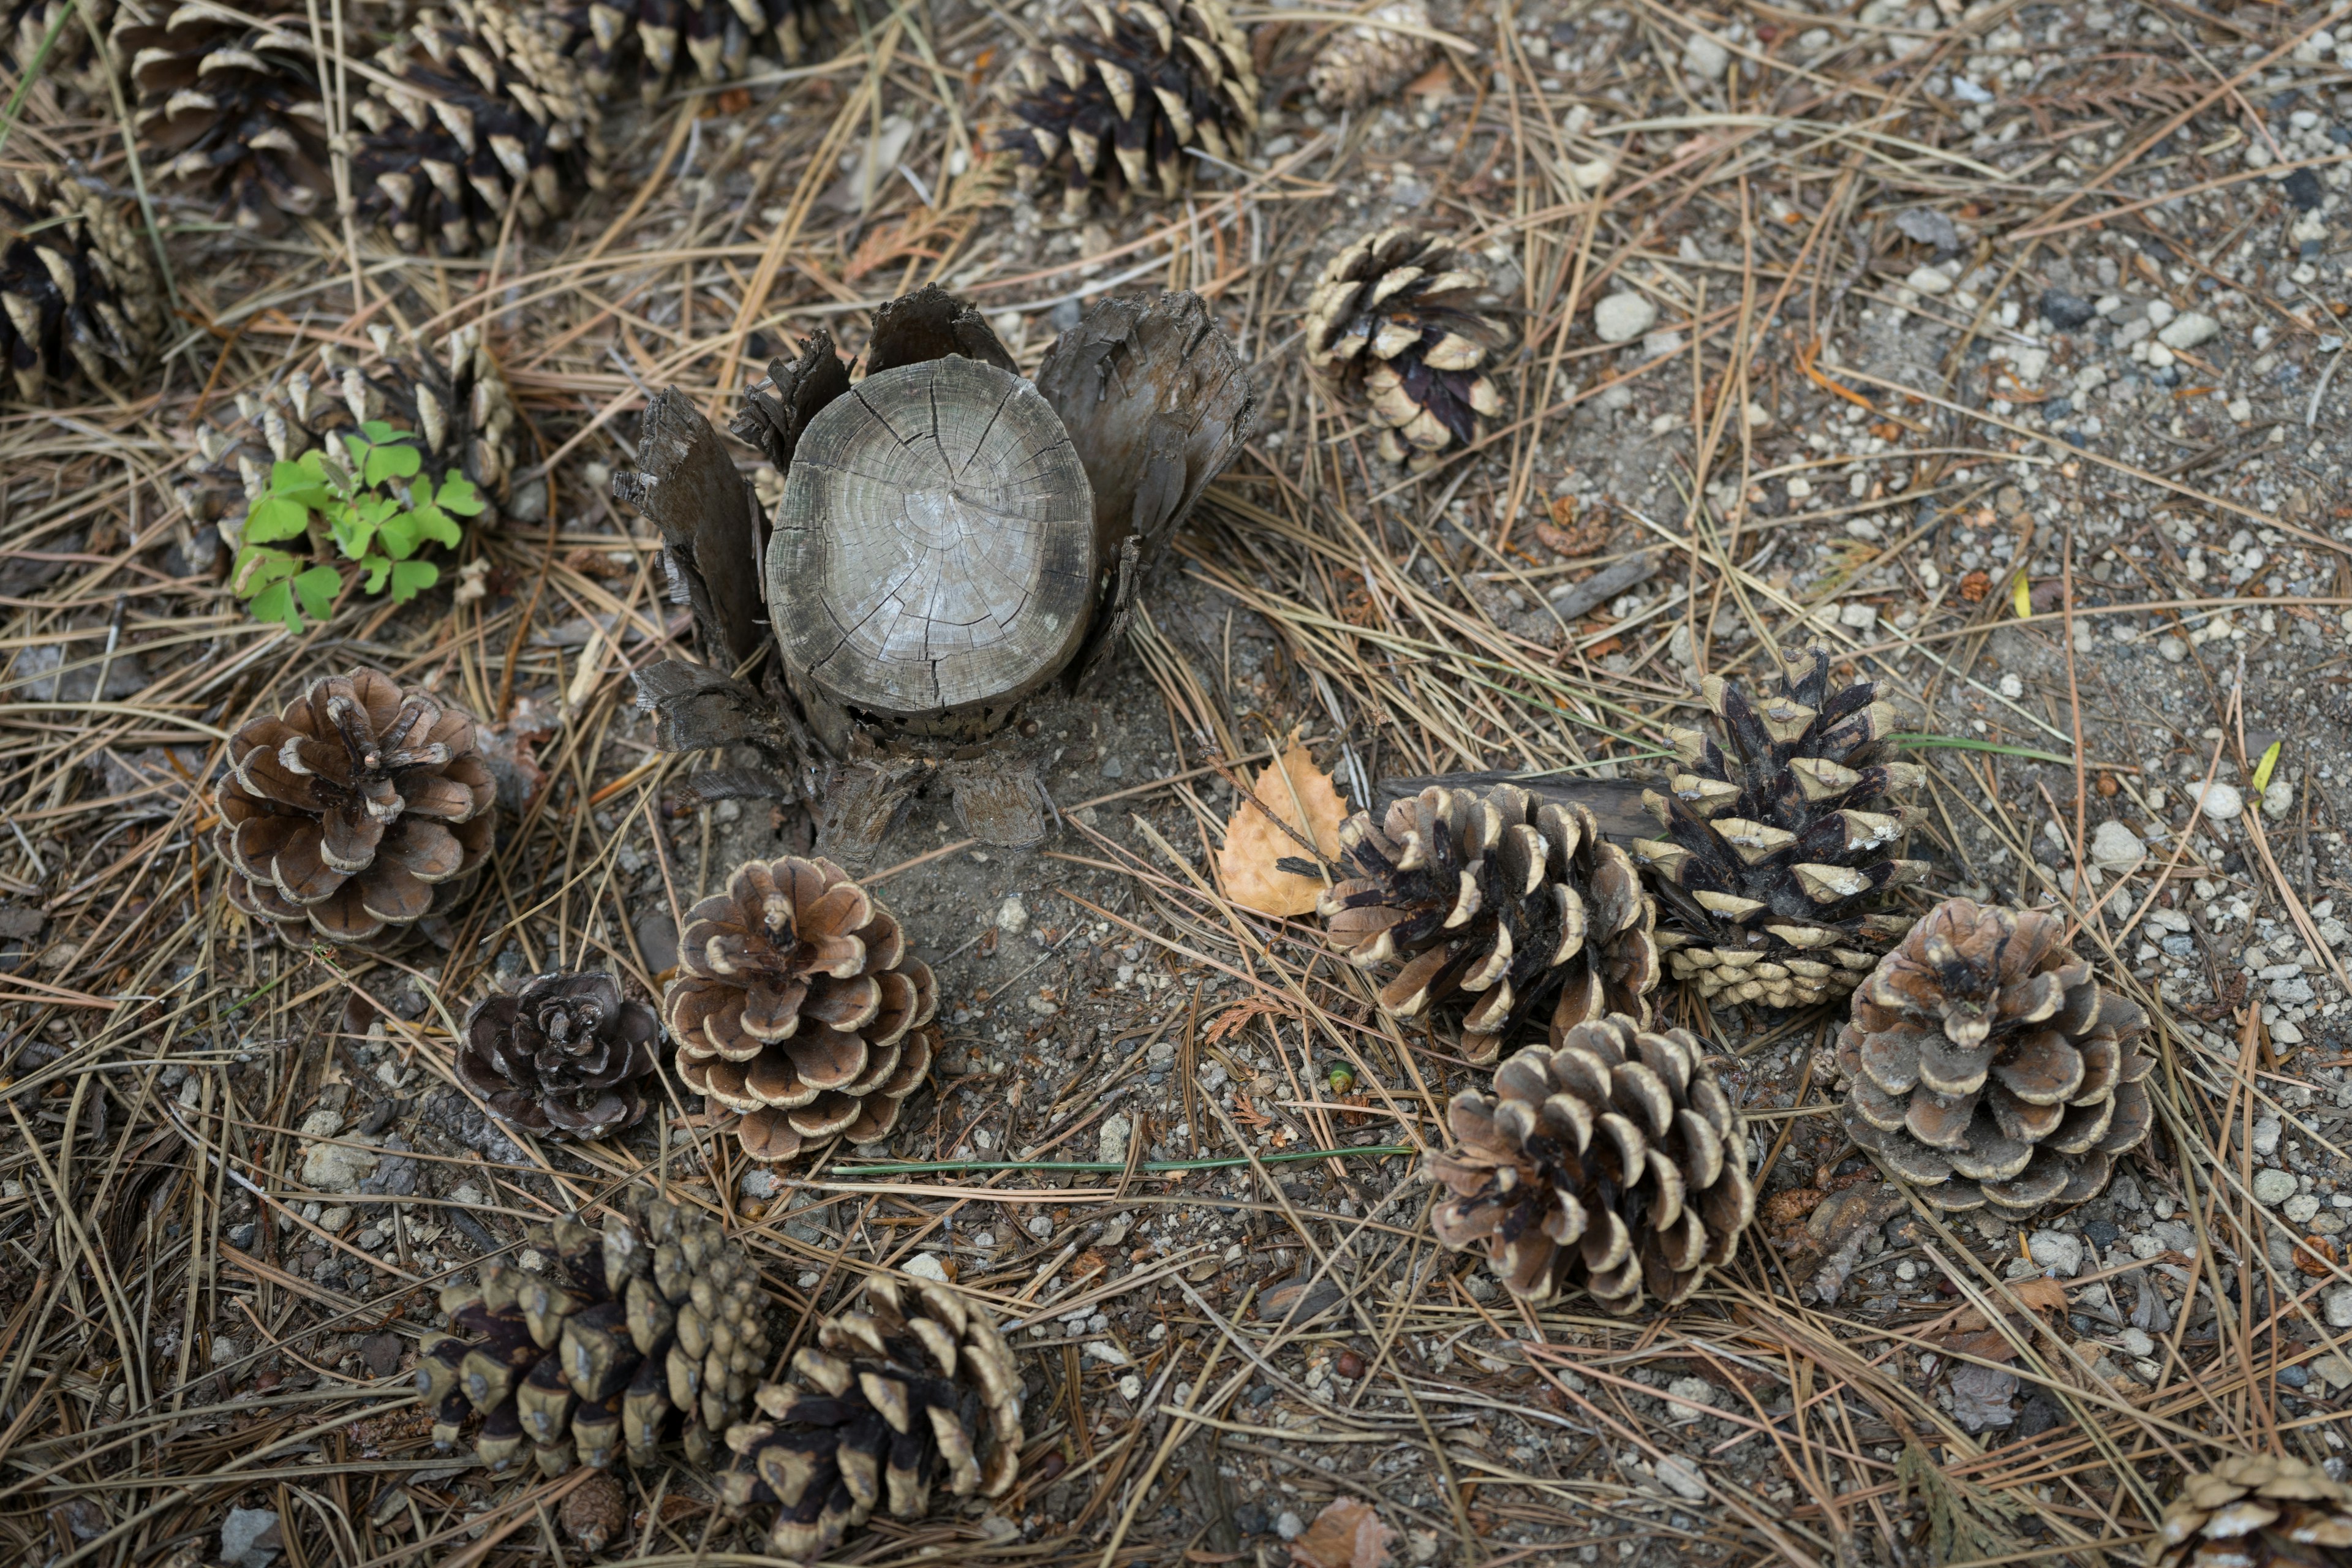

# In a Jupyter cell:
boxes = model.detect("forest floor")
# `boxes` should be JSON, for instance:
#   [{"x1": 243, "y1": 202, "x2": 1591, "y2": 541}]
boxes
[{"x1": 8, "y1": 0, "x2": 2352, "y2": 1564}]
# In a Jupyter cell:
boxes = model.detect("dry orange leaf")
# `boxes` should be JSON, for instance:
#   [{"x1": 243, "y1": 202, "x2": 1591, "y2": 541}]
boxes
[
  {"x1": 1290, "y1": 1499, "x2": 1397, "y2": 1568},
  {"x1": 1216, "y1": 744, "x2": 1349, "y2": 917}
]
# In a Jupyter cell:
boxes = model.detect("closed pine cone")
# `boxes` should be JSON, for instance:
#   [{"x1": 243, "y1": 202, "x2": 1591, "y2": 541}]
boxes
[
  {"x1": 666, "y1": 857, "x2": 937, "y2": 1162},
  {"x1": 1307, "y1": 0, "x2": 1432, "y2": 111},
  {"x1": 1632, "y1": 646, "x2": 1929, "y2": 1009},
  {"x1": 1322, "y1": 783, "x2": 1656, "y2": 1064},
  {"x1": 212, "y1": 671, "x2": 497, "y2": 946},
  {"x1": 722, "y1": 1273, "x2": 1022, "y2": 1559},
  {"x1": 1838, "y1": 898, "x2": 2155, "y2": 1222},
  {"x1": 353, "y1": 0, "x2": 608, "y2": 256},
  {"x1": 418, "y1": 1194, "x2": 772, "y2": 1474},
  {"x1": 458, "y1": 971, "x2": 662, "y2": 1140},
  {"x1": 1302, "y1": 227, "x2": 1507, "y2": 473},
  {"x1": 0, "y1": 172, "x2": 163, "y2": 404},
  {"x1": 1429, "y1": 1014, "x2": 1755, "y2": 1311},
  {"x1": 998, "y1": 0, "x2": 1259, "y2": 220},
  {"x1": 2151, "y1": 1453, "x2": 2352, "y2": 1567},
  {"x1": 115, "y1": 6, "x2": 332, "y2": 230},
  {"x1": 180, "y1": 323, "x2": 521, "y2": 537}
]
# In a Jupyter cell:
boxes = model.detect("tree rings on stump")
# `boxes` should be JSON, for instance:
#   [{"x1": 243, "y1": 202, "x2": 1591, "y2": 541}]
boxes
[{"x1": 767, "y1": 356, "x2": 1096, "y2": 738}]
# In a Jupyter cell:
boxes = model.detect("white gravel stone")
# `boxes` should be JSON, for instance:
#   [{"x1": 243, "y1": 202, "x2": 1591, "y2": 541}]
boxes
[
  {"x1": 2027, "y1": 1230, "x2": 2084, "y2": 1276},
  {"x1": 1098, "y1": 1112, "x2": 1133, "y2": 1165},
  {"x1": 2158, "y1": 635, "x2": 2188, "y2": 663},
  {"x1": 2120, "y1": 1327, "x2": 2155, "y2": 1359},
  {"x1": 2286, "y1": 1194, "x2": 2323, "y2": 1224},
  {"x1": 2194, "y1": 781, "x2": 2244, "y2": 821},
  {"x1": 1084, "y1": 1340, "x2": 1131, "y2": 1366},
  {"x1": 1594, "y1": 292, "x2": 1658, "y2": 343},
  {"x1": 2253, "y1": 1169, "x2": 2299, "y2": 1206},
  {"x1": 2090, "y1": 820, "x2": 2146, "y2": 873},
  {"x1": 2157, "y1": 311, "x2": 2221, "y2": 350},
  {"x1": 1905, "y1": 265, "x2": 1954, "y2": 295},
  {"x1": 1656, "y1": 1455, "x2": 1710, "y2": 1501},
  {"x1": 904, "y1": 1253, "x2": 951, "y2": 1282},
  {"x1": 1276, "y1": 1512, "x2": 1305, "y2": 1541},
  {"x1": 2264, "y1": 780, "x2": 2295, "y2": 820},
  {"x1": 2326, "y1": 1284, "x2": 2352, "y2": 1329},
  {"x1": 221, "y1": 1507, "x2": 282, "y2": 1568},
  {"x1": 2315, "y1": 1353, "x2": 2352, "y2": 1392},
  {"x1": 1682, "y1": 34, "x2": 1730, "y2": 78},
  {"x1": 300, "y1": 1136, "x2": 378, "y2": 1194},
  {"x1": 1664, "y1": 1376, "x2": 1717, "y2": 1422},
  {"x1": 2253, "y1": 1116, "x2": 2282, "y2": 1156},
  {"x1": 995, "y1": 895, "x2": 1030, "y2": 934}
]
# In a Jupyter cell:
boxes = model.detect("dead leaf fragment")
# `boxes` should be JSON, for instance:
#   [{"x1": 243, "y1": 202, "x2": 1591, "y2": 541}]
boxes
[
  {"x1": 1215, "y1": 744, "x2": 1349, "y2": 916},
  {"x1": 1291, "y1": 1498, "x2": 1398, "y2": 1568}
]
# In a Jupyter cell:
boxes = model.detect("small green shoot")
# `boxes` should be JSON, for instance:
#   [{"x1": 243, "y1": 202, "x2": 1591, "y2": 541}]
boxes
[{"x1": 229, "y1": 421, "x2": 485, "y2": 631}]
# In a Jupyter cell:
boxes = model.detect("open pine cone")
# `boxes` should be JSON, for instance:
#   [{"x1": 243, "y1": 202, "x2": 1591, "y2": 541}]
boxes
[
  {"x1": 998, "y1": 0, "x2": 1258, "y2": 220},
  {"x1": 2152, "y1": 1453, "x2": 2352, "y2": 1568},
  {"x1": 1430, "y1": 1014, "x2": 1754, "y2": 1311},
  {"x1": 1307, "y1": 0, "x2": 1433, "y2": 111},
  {"x1": 7, "y1": 0, "x2": 116, "y2": 105},
  {"x1": 212, "y1": 671, "x2": 496, "y2": 946},
  {"x1": 1, "y1": 172, "x2": 163, "y2": 403},
  {"x1": 418, "y1": 1193, "x2": 771, "y2": 1474},
  {"x1": 722, "y1": 1273, "x2": 1022, "y2": 1559},
  {"x1": 1322, "y1": 783, "x2": 1657, "y2": 1064},
  {"x1": 1838, "y1": 898, "x2": 2154, "y2": 1222},
  {"x1": 354, "y1": 0, "x2": 608, "y2": 256},
  {"x1": 1632, "y1": 646, "x2": 1929, "y2": 1009},
  {"x1": 116, "y1": 6, "x2": 331, "y2": 230},
  {"x1": 1303, "y1": 226, "x2": 1507, "y2": 473},
  {"x1": 665, "y1": 857, "x2": 937, "y2": 1162},
  {"x1": 181, "y1": 323, "x2": 522, "y2": 537},
  {"x1": 458, "y1": 972, "x2": 662, "y2": 1140}
]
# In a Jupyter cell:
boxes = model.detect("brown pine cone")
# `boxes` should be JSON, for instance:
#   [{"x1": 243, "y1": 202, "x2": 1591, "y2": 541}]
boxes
[
  {"x1": 1838, "y1": 897, "x2": 2155, "y2": 1223},
  {"x1": 1428, "y1": 1014, "x2": 1755, "y2": 1311},
  {"x1": 1633, "y1": 646, "x2": 1929, "y2": 1009},
  {"x1": 721, "y1": 1273, "x2": 1022, "y2": 1558},
  {"x1": 1307, "y1": 0, "x2": 1433, "y2": 111},
  {"x1": 558, "y1": 1468, "x2": 628, "y2": 1553},
  {"x1": 212, "y1": 671, "x2": 497, "y2": 946},
  {"x1": 665, "y1": 857, "x2": 936, "y2": 1162},
  {"x1": 458, "y1": 972, "x2": 662, "y2": 1140},
  {"x1": 1302, "y1": 227, "x2": 1508, "y2": 473},
  {"x1": 997, "y1": 0, "x2": 1259, "y2": 220},
  {"x1": 0, "y1": 171, "x2": 162, "y2": 404},
  {"x1": 1322, "y1": 783, "x2": 1656, "y2": 1064},
  {"x1": 2152, "y1": 1453, "x2": 2352, "y2": 1567},
  {"x1": 115, "y1": 7, "x2": 332, "y2": 230},
  {"x1": 417, "y1": 1193, "x2": 771, "y2": 1475}
]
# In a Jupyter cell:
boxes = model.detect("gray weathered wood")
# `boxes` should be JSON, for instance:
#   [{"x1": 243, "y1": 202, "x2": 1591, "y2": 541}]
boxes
[
  {"x1": 610, "y1": 388, "x2": 769, "y2": 671},
  {"x1": 767, "y1": 356, "x2": 1097, "y2": 738}
]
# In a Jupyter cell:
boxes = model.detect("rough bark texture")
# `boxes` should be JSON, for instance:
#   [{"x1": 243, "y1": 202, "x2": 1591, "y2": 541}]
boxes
[
  {"x1": 766, "y1": 356, "x2": 1096, "y2": 739},
  {"x1": 730, "y1": 326, "x2": 854, "y2": 475},
  {"x1": 863, "y1": 284, "x2": 1019, "y2": 378},
  {"x1": 611, "y1": 387, "x2": 769, "y2": 672}
]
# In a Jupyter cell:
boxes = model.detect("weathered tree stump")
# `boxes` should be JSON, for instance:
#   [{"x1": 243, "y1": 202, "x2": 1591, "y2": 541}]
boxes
[{"x1": 767, "y1": 356, "x2": 1097, "y2": 740}]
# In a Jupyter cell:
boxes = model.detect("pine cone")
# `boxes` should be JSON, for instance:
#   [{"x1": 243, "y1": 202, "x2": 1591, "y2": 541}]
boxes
[
  {"x1": 1302, "y1": 227, "x2": 1507, "y2": 474},
  {"x1": 181, "y1": 323, "x2": 521, "y2": 536},
  {"x1": 1, "y1": 172, "x2": 163, "y2": 404},
  {"x1": 1428, "y1": 1014, "x2": 1755, "y2": 1311},
  {"x1": 2153, "y1": 1455, "x2": 2352, "y2": 1567},
  {"x1": 721, "y1": 1273, "x2": 1022, "y2": 1558},
  {"x1": 998, "y1": 0, "x2": 1259, "y2": 221},
  {"x1": 560, "y1": 0, "x2": 832, "y2": 102},
  {"x1": 7, "y1": 0, "x2": 116, "y2": 106},
  {"x1": 1307, "y1": 0, "x2": 1431, "y2": 111},
  {"x1": 665, "y1": 857, "x2": 937, "y2": 1163},
  {"x1": 354, "y1": 0, "x2": 608, "y2": 256},
  {"x1": 1321, "y1": 783, "x2": 1657, "y2": 1065},
  {"x1": 417, "y1": 1193, "x2": 772, "y2": 1474},
  {"x1": 458, "y1": 971, "x2": 662, "y2": 1139},
  {"x1": 1632, "y1": 647, "x2": 1929, "y2": 1009},
  {"x1": 116, "y1": 6, "x2": 332, "y2": 230},
  {"x1": 558, "y1": 1469, "x2": 628, "y2": 1553},
  {"x1": 211, "y1": 670, "x2": 497, "y2": 946},
  {"x1": 1837, "y1": 897, "x2": 2154, "y2": 1221}
]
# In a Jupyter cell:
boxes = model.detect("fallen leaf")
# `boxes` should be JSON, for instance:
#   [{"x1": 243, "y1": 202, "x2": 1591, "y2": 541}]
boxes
[
  {"x1": 1947, "y1": 1278, "x2": 2070, "y2": 1335},
  {"x1": 1215, "y1": 744, "x2": 1349, "y2": 917},
  {"x1": 1290, "y1": 1498, "x2": 1397, "y2": 1568},
  {"x1": 2297, "y1": 1235, "x2": 2340, "y2": 1276},
  {"x1": 1940, "y1": 1329, "x2": 2016, "y2": 1363}
]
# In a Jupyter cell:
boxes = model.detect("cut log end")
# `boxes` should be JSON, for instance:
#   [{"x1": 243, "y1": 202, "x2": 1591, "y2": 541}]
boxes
[{"x1": 767, "y1": 357, "x2": 1096, "y2": 737}]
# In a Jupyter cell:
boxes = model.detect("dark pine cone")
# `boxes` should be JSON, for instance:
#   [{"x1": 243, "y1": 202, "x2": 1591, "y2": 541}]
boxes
[
  {"x1": 1429, "y1": 1014, "x2": 1755, "y2": 1311},
  {"x1": 998, "y1": 0, "x2": 1258, "y2": 220},
  {"x1": 2154, "y1": 1453, "x2": 2352, "y2": 1568},
  {"x1": 1838, "y1": 897, "x2": 2155, "y2": 1223},
  {"x1": 565, "y1": 0, "x2": 834, "y2": 102},
  {"x1": 0, "y1": 172, "x2": 163, "y2": 404},
  {"x1": 1302, "y1": 226, "x2": 1507, "y2": 473},
  {"x1": 458, "y1": 971, "x2": 662, "y2": 1140},
  {"x1": 418, "y1": 1193, "x2": 771, "y2": 1474},
  {"x1": 722, "y1": 1273, "x2": 1022, "y2": 1559},
  {"x1": 1632, "y1": 646, "x2": 1929, "y2": 1009},
  {"x1": 212, "y1": 671, "x2": 496, "y2": 946},
  {"x1": 1322, "y1": 783, "x2": 1657, "y2": 1064},
  {"x1": 354, "y1": 0, "x2": 607, "y2": 257},
  {"x1": 666, "y1": 856, "x2": 937, "y2": 1162},
  {"x1": 116, "y1": 7, "x2": 331, "y2": 230}
]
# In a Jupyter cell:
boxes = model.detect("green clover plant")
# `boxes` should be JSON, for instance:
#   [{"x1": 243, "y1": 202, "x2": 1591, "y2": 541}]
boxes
[{"x1": 229, "y1": 420, "x2": 486, "y2": 631}]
